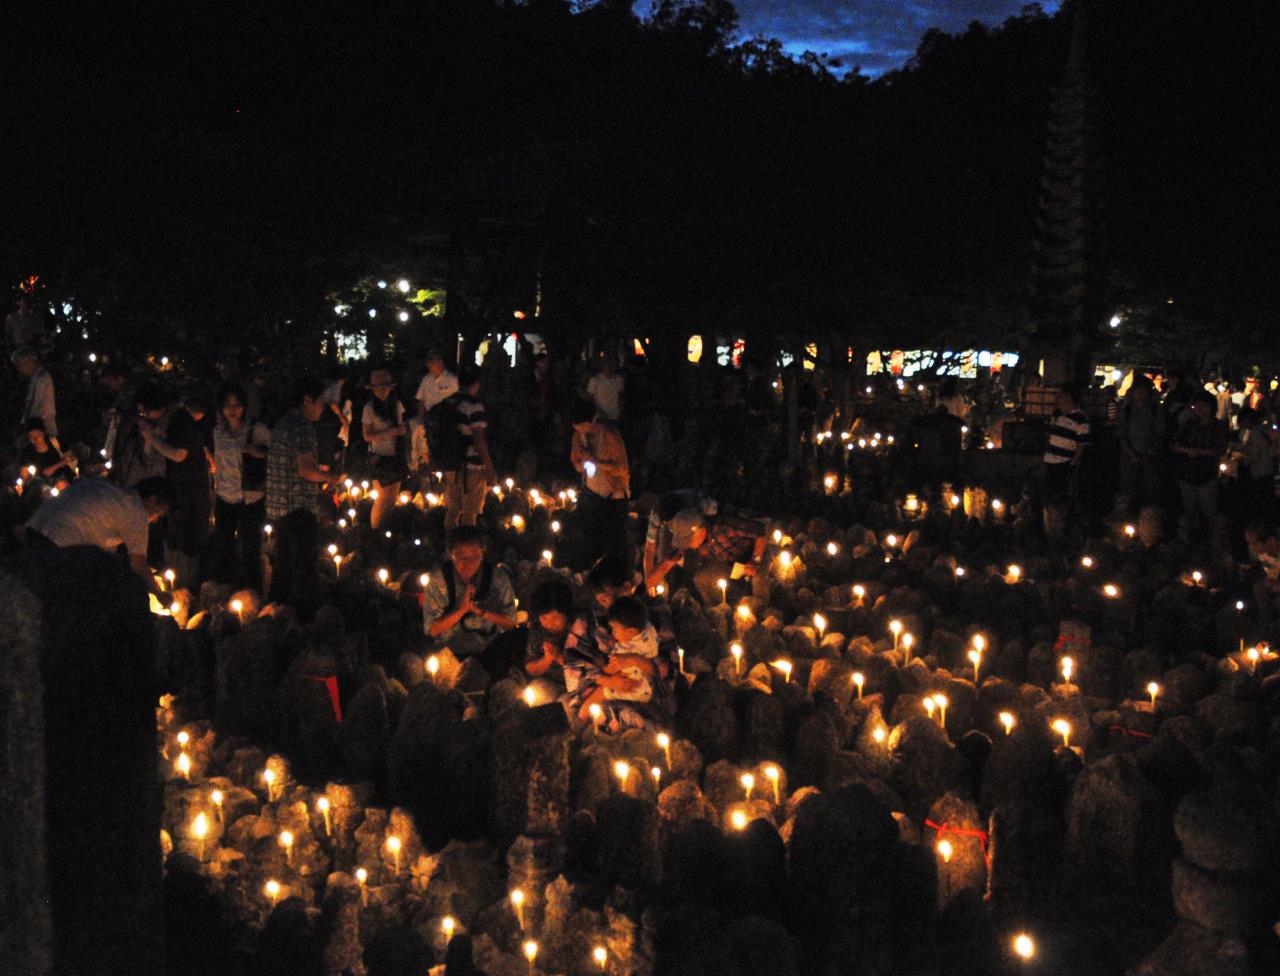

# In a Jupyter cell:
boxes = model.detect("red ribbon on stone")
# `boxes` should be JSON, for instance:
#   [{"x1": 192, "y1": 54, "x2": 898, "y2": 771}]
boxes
[
  {"x1": 305, "y1": 674, "x2": 343, "y2": 724},
  {"x1": 1107, "y1": 724, "x2": 1153, "y2": 740},
  {"x1": 924, "y1": 818, "x2": 990, "y2": 855}
]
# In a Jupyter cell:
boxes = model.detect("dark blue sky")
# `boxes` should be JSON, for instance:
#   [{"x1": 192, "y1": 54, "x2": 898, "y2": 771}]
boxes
[{"x1": 732, "y1": 1, "x2": 1060, "y2": 75}]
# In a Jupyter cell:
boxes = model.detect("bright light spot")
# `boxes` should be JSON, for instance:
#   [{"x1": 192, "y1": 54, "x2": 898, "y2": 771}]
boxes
[
  {"x1": 396, "y1": 279, "x2": 410, "y2": 293},
  {"x1": 1012, "y1": 933, "x2": 1036, "y2": 960}
]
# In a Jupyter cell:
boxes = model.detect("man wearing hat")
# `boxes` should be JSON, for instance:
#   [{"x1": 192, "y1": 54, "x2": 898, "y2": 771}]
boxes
[
  {"x1": 363, "y1": 368, "x2": 407, "y2": 530},
  {"x1": 644, "y1": 504, "x2": 769, "y2": 605}
]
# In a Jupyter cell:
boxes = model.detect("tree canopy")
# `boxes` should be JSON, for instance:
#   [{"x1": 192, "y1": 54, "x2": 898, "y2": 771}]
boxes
[{"x1": 2, "y1": 0, "x2": 1275, "y2": 364}]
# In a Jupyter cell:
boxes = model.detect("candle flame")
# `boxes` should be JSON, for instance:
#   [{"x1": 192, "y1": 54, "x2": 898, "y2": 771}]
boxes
[
  {"x1": 730, "y1": 809, "x2": 749, "y2": 831},
  {"x1": 937, "y1": 838, "x2": 953, "y2": 863}
]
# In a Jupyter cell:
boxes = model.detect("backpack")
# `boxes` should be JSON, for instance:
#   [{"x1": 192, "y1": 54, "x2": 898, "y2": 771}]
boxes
[{"x1": 426, "y1": 395, "x2": 468, "y2": 472}]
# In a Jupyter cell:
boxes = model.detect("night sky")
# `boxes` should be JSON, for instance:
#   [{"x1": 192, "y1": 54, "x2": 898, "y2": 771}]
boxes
[{"x1": 732, "y1": 0, "x2": 1061, "y2": 75}]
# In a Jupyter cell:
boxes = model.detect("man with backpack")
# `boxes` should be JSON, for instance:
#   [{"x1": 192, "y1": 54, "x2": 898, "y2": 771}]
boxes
[
  {"x1": 429, "y1": 368, "x2": 496, "y2": 530},
  {"x1": 422, "y1": 525, "x2": 518, "y2": 660}
]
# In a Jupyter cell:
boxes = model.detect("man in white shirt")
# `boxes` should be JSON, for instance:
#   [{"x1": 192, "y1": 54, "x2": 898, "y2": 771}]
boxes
[
  {"x1": 13, "y1": 346, "x2": 57, "y2": 439},
  {"x1": 415, "y1": 349, "x2": 459, "y2": 416},
  {"x1": 25, "y1": 477, "x2": 171, "y2": 578},
  {"x1": 586, "y1": 356, "x2": 624, "y2": 421}
]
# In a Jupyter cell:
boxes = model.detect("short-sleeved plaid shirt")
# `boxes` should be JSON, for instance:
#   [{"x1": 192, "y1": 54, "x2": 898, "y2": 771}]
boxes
[{"x1": 266, "y1": 409, "x2": 318, "y2": 520}]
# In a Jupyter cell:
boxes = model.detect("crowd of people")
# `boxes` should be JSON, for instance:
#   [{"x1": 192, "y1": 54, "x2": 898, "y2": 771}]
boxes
[{"x1": 6, "y1": 327, "x2": 1280, "y2": 730}]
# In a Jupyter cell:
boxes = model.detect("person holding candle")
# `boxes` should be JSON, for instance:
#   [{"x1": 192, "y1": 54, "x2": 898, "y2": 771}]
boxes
[
  {"x1": 362, "y1": 369, "x2": 408, "y2": 530},
  {"x1": 422, "y1": 525, "x2": 518, "y2": 663},
  {"x1": 440, "y1": 369, "x2": 496, "y2": 530},
  {"x1": 643, "y1": 505, "x2": 769, "y2": 605},
  {"x1": 266, "y1": 377, "x2": 341, "y2": 621},
  {"x1": 210, "y1": 383, "x2": 271, "y2": 590},
  {"x1": 1170, "y1": 390, "x2": 1229, "y2": 543},
  {"x1": 569, "y1": 398, "x2": 630, "y2": 566},
  {"x1": 22, "y1": 476, "x2": 171, "y2": 583},
  {"x1": 18, "y1": 418, "x2": 76, "y2": 489},
  {"x1": 573, "y1": 596, "x2": 664, "y2": 731}
]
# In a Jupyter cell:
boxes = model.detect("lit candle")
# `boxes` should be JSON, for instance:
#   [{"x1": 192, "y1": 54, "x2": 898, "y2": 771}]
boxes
[
  {"x1": 656, "y1": 732, "x2": 672, "y2": 769},
  {"x1": 355, "y1": 867, "x2": 368, "y2": 905},
  {"x1": 175, "y1": 752, "x2": 192, "y2": 781},
  {"x1": 936, "y1": 838, "x2": 953, "y2": 864},
  {"x1": 753, "y1": 764, "x2": 778, "y2": 807},
  {"x1": 1051, "y1": 718, "x2": 1072, "y2": 748},
  {"x1": 1103, "y1": 583, "x2": 1120, "y2": 598},
  {"x1": 588, "y1": 703, "x2": 604, "y2": 734},
  {"x1": 230, "y1": 598, "x2": 244, "y2": 622},
  {"x1": 427, "y1": 655, "x2": 440, "y2": 681},
  {"x1": 191, "y1": 812, "x2": 210, "y2": 860},
  {"x1": 923, "y1": 696, "x2": 936, "y2": 720},
  {"x1": 740, "y1": 772, "x2": 755, "y2": 801},
  {"x1": 677, "y1": 647, "x2": 686, "y2": 675},
  {"x1": 164, "y1": 568, "x2": 176, "y2": 587},
  {"x1": 730, "y1": 809, "x2": 749, "y2": 831},
  {"x1": 1146, "y1": 681, "x2": 1160, "y2": 707},
  {"x1": 262, "y1": 767, "x2": 277, "y2": 802},
  {"x1": 510, "y1": 888, "x2": 526, "y2": 930},
  {"x1": 511, "y1": 514, "x2": 526, "y2": 532},
  {"x1": 852, "y1": 671, "x2": 864, "y2": 701},
  {"x1": 852, "y1": 584, "x2": 865, "y2": 606},
  {"x1": 522, "y1": 686, "x2": 538, "y2": 707},
  {"x1": 442, "y1": 915, "x2": 456, "y2": 940},
  {"x1": 211, "y1": 789, "x2": 224, "y2": 822},
  {"x1": 1191, "y1": 570, "x2": 1203, "y2": 586},
  {"x1": 333, "y1": 554, "x2": 343, "y2": 576},
  {"x1": 613, "y1": 760, "x2": 631, "y2": 794},
  {"x1": 814, "y1": 613, "x2": 827, "y2": 640},
  {"x1": 998, "y1": 711, "x2": 1016, "y2": 736},
  {"x1": 1081, "y1": 555, "x2": 1094, "y2": 569},
  {"x1": 523, "y1": 939, "x2": 538, "y2": 973},
  {"x1": 934, "y1": 693, "x2": 948, "y2": 728},
  {"x1": 377, "y1": 568, "x2": 389, "y2": 585},
  {"x1": 779, "y1": 550, "x2": 793, "y2": 571},
  {"x1": 1006, "y1": 564, "x2": 1022, "y2": 584},
  {"x1": 541, "y1": 549, "x2": 553, "y2": 565},
  {"x1": 901, "y1": 632, "x2": 914, "y2": 667},
  {"x1": 872, "y1": 726, "x2": 887, "y2": 745},
  {"x1": 889, "y1": 618, "x2": 903, "y2": 650},
  {"x1": 730, "y1": 642, "x2": 743, "y2": 675},
  {"x1": 264, "y1": 879, "x2": 282, "y2": 906},
  {"x1": 1060, "y1": 656, "x2": 1074, "y2": 684},
  {"x1": 386, "y1": 835, "x2": 402, "y2": 875},
  {"x1": 593, "y1": 945, "x2": 608, "y2": 971},
  {"x1": 551, "y1": 520, "x2": 561, "y2": 533},
  {"x1": 773, "y1": 529, "x2": 783, "y2": 544},
  {"x1": 991, "y1": 498, "x2": 1004, "y2": 518},
  {"x1": 1246, "y1": 646, "x2": 1260, "y2": 672},
  {"x1": 716, "y1": 578, "x2": 728, "y2": 604},
  {"x1": 885, "y1": 534, "x2": 898, "y2": 548},
  {"x1": 1123, "y1": 524, "x2": 1136, "y2": 539},
  {"x1": 651, "y1": 765, "x2": 662, "y2": 787},
  {"x1": 905, "y1": 494, "x2": 920, "y2": 513},
  {"x1": 772, "y1": 659, "x2": 792, "y2": 684},
  {"x1": 1012, "y1": 933, "x2": 1036, "y2": 961},
  {"x1": 316, "y1": 796, "x2": 332, "y2": 836},
  {"x1": 968, "y1": 648, "x2": 982, "y2": 684},
  {"x1": 279, "y1": 830, "x2": 294, "y2": 865},
  {"x1": 824, "y1": 473, "x2": 837, "y2": 492},
  {"x1": 826, "y1": 541, "x2": 838, "y2": 557}
]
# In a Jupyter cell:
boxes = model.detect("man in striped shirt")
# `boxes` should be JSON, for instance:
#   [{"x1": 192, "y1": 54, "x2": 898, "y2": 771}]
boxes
[
  {"x1": 1042, "y1": 383, "x2": 1089, "y2": 505},
  {"x1": 444, "y1": 368, "x2": 496, "y2": 530}
]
